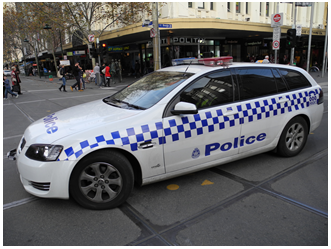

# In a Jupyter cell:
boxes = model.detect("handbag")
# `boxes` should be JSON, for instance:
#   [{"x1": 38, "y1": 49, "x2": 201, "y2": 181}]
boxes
[
  {"x1": 102, "y1": 68, "x2": 106, "y2": 74},
  {"x1": 57, "y1": 70, "x2": 62, "y2": 79}
]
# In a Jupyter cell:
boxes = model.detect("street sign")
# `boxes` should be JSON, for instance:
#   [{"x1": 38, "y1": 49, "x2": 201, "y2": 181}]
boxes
[
  {"x1": 88, "y1": 34, "x2": 95, "y2": 42},
  {"x1": 273, "y1": 40, "x2": 280, "y2": 50},
  {"x1": 271, "y1": 13, "x2": 283, "y2": 27},
  {"x1": 143, "y1": 21, "x2": 172, "y2": 29},
  {"x1": 273, "y1": 27, "x2": 281, "y2": 50},
  {"x1": 150, "y1": 28, "x2": 156, "y2": 38},
  {"x1": 159, "y1": 24, "x2": 172, "y2": 28},
  {"x1": 296, "y1": 24, "x2": 302, "y2": 36}
]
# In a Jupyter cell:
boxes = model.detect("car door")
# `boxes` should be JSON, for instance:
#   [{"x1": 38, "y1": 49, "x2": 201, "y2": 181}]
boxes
[
  {"x1": 234, "y1": 67, "x2": 290, "y2": 154},
  {"x1": 162, "y1": 69, "x2": 242, "y2": 173}
]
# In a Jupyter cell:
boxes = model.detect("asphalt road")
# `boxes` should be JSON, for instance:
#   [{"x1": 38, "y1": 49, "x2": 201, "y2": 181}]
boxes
[{"x1": 3, "y1": 72, "x2": 328, "y2": 246}]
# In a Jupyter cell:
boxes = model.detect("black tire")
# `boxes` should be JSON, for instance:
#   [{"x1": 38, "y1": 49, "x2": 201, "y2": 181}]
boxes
[
  {"x1": 69, "y1": 150, "x2": 134, "y2": 210},
  {"x1": 277, "y1": 116, "x2": 308, "y2": 157}
]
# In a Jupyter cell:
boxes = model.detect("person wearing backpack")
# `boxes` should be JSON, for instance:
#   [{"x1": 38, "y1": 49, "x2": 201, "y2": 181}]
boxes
[{"x1": 58, "y1": 65, "x2": 67, "y2": 92}]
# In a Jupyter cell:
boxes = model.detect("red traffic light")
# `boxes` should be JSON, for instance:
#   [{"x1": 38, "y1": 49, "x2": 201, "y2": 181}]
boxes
[{"x1": 102, "y1": 43, "x2": 107, "y2": 47}]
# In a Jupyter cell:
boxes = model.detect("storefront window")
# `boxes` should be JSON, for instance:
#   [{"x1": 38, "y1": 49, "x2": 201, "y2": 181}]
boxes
[
  {"x1": 227, "y1": 2, "x2": 231, "y2": 12},
  {"x1": 210, "y1": 2, "x2": 214, "y2": 10},
  {"x1": 188, "y1": 2, "x2": 192, "y2": 8},
  {"x1": 197, "y1": 2, "x2": 204, "y2": 9},
  {"x1": 236, "y1": 2, "x2": 240, "y2": 13}
]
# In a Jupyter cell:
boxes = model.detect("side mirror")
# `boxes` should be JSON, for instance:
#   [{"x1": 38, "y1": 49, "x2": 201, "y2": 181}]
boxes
[{"x1": 171, "y1": 102, "x2": 198, "y2": 115}]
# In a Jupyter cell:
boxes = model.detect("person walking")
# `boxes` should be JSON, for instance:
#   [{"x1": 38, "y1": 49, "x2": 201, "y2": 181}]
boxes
[
  {"x1": 93, "y1": 63, "x2": 100, "y2": 86},
  {"x1": 80, "y1": 68, "x2": 86, "y2": 90},
  {"x1": 11, "y1": 66, "x2": 23, "y2": 95},
  {"x1": 105, "y1": 63, "x2": 111, "y2": 87},
  {"x1": 262, "y1": 55, "x2": 270, "y2": 64},
  {"x1": 58, "y1": 65, "x2": 67, "y2": 92},
  {"x1": 117, "y1": 59, "x2": 122, "y2": 82},
  {"x1": 70, "y1": 62, "x2": 83, "y2": 92},
  {"x1": 99, "y1": 63, "x2": 105, "y2": 87},
  {"x1": 3, "y1": 75, "x2": 18, "y2": 99}
]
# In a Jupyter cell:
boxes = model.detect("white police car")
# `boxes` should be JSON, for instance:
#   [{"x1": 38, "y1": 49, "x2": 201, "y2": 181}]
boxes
[{"x1": 8, "y1": 57, "x2": 324, "y2": 210}]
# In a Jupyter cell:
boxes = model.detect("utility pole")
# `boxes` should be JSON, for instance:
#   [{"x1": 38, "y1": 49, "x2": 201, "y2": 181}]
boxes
[
  {"x1": 322, "y1": 22, "x2": 328, "y2": 78},
  {"x1": 290, "y1": 3, "x2": 297, "y2": 65},
  {"x1": 306, "y1": 2, "x2": 315, "y2": 72},
  {"x1": 152, "y1": 2, "x2": 161, "y2": 70}
]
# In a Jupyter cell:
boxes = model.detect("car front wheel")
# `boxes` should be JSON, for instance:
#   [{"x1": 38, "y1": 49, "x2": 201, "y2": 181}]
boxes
[
  {"x1": 277, "y1": 116, "x2": 308, "y2": 157},
  {"x1": 69, "y1": 150, "x2": 134, "y2": 210}
]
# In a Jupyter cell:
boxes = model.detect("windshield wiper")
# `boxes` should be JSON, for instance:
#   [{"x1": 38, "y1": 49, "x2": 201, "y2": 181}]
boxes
[{"x1": 114, "y1": 98, "x2": 146, "y2": 110}]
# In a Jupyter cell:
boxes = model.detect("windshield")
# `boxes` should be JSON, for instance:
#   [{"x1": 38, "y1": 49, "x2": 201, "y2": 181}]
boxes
[{"x1": 103, "y1": 71, "x2": 194, "y2": 109}]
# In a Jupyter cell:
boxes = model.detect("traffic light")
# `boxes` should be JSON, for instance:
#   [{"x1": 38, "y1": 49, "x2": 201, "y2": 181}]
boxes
[
  {"x1": 296, "y1": 36, "x2": 303, "y2": 48},
  {"x1": 286, "y1": 29, "x2": 296, "y2": 48},
  {"x1": 101, "y1": 43, "x2": 108, "y2": 54},
  {"x1": 89, "y1": 44, "x2": 97, "y2": 58}
]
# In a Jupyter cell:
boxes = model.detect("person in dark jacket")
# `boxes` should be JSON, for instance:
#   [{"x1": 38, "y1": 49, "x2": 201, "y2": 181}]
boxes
[
  {"x1": 70, "y1": 62, "x2": 83, "y2": 91},
  {"x1": 99, "y1": 63, "x2": 105, "y2": 87}
]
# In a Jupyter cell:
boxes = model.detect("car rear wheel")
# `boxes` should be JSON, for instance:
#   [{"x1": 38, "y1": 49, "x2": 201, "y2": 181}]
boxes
[
  {"x1": 70, "y1": 150, "x2": 134, "y2": 210},
  {"x1": 277, "y1": 116, "x2": 308, "y2": 157}
]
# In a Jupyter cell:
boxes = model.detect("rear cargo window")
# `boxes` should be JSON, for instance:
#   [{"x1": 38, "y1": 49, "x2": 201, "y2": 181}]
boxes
[{"x1": 279, "y1": 69, "x2": 311, "y2": 90}]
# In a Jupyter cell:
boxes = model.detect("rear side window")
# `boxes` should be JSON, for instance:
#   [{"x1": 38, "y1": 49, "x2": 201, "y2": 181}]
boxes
[
  {"x1": 236, "y1": 68, "x2": 277, "y2": 100},
  {"x1": 272, "y1": 69, "x2": 288, "y2": 93},
  {"x1": 279, "y1": 69, "x2": 311, "y2": 90},
  {"x1": 180, "y1": 69, "x2": 235, "y2": 109}
]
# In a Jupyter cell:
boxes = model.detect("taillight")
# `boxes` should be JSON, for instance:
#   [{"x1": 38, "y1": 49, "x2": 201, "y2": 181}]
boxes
[{"x1": 318, "y1": 89, "x2": 324, "y2": 104}]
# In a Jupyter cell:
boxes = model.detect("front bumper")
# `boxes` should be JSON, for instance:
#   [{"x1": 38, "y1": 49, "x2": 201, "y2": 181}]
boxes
[{"x1": 10, "y1": 149, "x2": 77, "y2": 199}]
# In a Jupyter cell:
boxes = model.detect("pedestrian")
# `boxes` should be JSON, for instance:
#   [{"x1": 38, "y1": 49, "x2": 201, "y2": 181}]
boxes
[
  {"x1": 3, "y1": 75, "x2": 18, "y2": 99},
  {"x1": 80, "y1": 69, "x2": 86, "y2": 90},
  {"x1": 135, "y1": 60, "x2": 140, "y2": 78},
  {"x1": 111, "y1": 59, "x2": 116, "y2": 84},
  {"x1": 262, "y1": 55, "x2": 270, "y2": 64},
  {"x1": 11, "y1": 66, "x2": 23, "y2": 95},
  {"x1": 93, "y1": 63, "x2": 100, "y2": 85},
  {"x1": 99, "y1": 63, "x2": 105, "y2": 87},
  {"x1": 70, "y1": 62, "x2": 83, "y2": 92},
  {"x1": 117, "y1": 59, "x2": 122, "y2": 82},
  {"x1": 58, "y1": 65, "x2": 67, "y2": 92},
  {"x1": 105, "y1": 63, "x2": 111, "y2": 87}
]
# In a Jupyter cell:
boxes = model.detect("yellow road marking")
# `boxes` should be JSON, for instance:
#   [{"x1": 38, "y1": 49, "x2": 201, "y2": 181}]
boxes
[
  {"x1": 167, "y1": 184, "x2": 179, "y2": 190},
  {"x1": 201, "y1": 180, "x2": 214, "y2": 186}
]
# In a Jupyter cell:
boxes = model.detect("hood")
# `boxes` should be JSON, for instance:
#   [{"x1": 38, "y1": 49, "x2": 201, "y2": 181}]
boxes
[{"x1": 24, "y1": 99, "x2": 140, "y2": 144}]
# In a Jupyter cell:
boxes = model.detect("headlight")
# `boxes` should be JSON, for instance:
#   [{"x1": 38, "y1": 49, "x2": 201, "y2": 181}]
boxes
[{"x1": 25, "y1": 144, "x2": 63, "y2": 161}]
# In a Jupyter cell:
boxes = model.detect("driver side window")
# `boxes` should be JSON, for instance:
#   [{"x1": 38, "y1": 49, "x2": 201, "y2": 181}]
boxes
[{"x1": 180, "y1": 69, "x2": 235, "y2": 109}]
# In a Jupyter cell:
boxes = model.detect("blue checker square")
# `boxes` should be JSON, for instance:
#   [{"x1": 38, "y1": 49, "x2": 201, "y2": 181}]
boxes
[
  {"x1": 65, "y1": 147, "x2": 74, "y2": 157},
  {"x1": 177, "y1": 124, "x2": 184, "y2": 133},
  {"x1": 185, "y1": 130, "x2": 192, "y2": 138},
  {"x1": 127, "y1": 128, "x2": 135, "y2": 136},
  {"x1": 169, "y1": 119, "x2": 176, "y2": 127},
  {"x1": 172, "y1": 134, "x2": 179, "y2": 141},
  {"x1": 181, "y1": 116, "x2": 189, "y2": 124},
  {"x1": 197, "y1": 127, "x2": 203, "y2": 135},
  {"x1": 201, "y1": 119, "x2": 208, "y2": 127},
  {"x1": 164, "y1": 127, "x2": 172, "y2": 136},
  {"x1": 240, "y1": 117, "x2": 244, "y2": 124},
  {"x1": 257, "y1": 113, "x2": 262, "y2": 120},
  {"x1": 246, "y1": 103, "x2": 252, "y2": 109},
  {"x1": 208, "y1": 125, "x2": 214, "y2": 132},
  {"x1": 96, "y1": 135, "x2": 105, "y2": 143},
  {"x1": 121, "y1": 137, "x2": 130, "y2": 145},
  {"x1": 219, "y1": 122, "x2": 225, "y2": 129},
  {"x1": 263, "y1": 100, "x2": 269, "y2": 106},
  {"x1": 189, "y1": 122, "x2": 196, "y2": 130},
  {"x1": 136, "y1": 133, "x2": 144, "y2": 142},
  {"x1": 111, "y1": 131, "x2": 121, "y2": 139},
  {"x1": 141, "y1": 124, "x2": 150, "y2": 133},
  {"x1": 273, "y1": 110, "x2": 278, "y2": 116},
  {"x1": 254, "y1": 102, "x2": 260, "y2": 108},
  {"x1": 159, "y1": 137, "x2": 166, "y2": 145},
  {"x1": 248, "y1": 116, "x2": 253, "y2": 122},
  {"x1": 243, "y1": 110, "x2": 248, "y2": 117},
  {"x1": 194, "y1": 114, "x2": 201, "y2": 121},
  {"x1": 252, "y1": 108, "x2": 257, "y2": 115},
  {"x1": 237, "y1": 105, "x2": 242, "y2": 112},
  {"x1": 106, "y1": 139, "x2": 115, "y2": 145},
  {"x1": 216, "y1": 109, "x2": 223, "y2": 116},
  {"x1": 75, "y1": 150, "x2": 83, "y2": 158},
  {"x1": 155, "y1": 122, "x2": 163, "y2": 130},
  {"x1": 213, "y1": 117, "x2": 219, "y2": 124},
  {"x1": 130, "y1": 143, "x2": 138, "y2": 151},
  {"x1": 205, "y1": 111, "x2": 212, "y2": 119},
  {"x1": 230, "y1": 119, "x2": 236, "y2": 126},
  {"x1": 150, "y1": 130, "x2": 158, "y2": 139},
  {"x1": 90, "y1": 143, "x2": 98, "y2": 149},
  {"x1": 80, "y1": 140, "x2": 89, "y2": 149}
]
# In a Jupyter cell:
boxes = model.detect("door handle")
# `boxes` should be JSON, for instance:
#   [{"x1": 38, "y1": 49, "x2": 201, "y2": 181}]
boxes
[
  {"x1": 139, "y1": 141, "x2": 156, "y2": 149},
  {"x1": 223, "y1": 111, "x2": 239, "y2": 117},
  {"x1": 277, "y1": 97, "x2": 289, "y2": 104}
]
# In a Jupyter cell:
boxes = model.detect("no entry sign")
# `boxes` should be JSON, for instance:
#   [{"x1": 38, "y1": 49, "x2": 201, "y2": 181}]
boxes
[
  {"x1": 271, "y1": 13, "x2": 283, "y2": 27},
  {"x1": 273, "y1": 40, "x2": 280, "y2": 50}
]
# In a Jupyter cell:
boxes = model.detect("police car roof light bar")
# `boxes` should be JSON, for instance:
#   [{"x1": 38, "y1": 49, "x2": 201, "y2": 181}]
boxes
[{"x1": 172, "y1": 56, "x2": 233, "y2": 66}]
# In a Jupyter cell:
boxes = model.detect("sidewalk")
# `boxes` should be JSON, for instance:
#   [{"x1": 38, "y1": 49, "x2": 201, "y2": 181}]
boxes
[{"x1": 20, "y1": 74, "x2": 137, "y2": 89}]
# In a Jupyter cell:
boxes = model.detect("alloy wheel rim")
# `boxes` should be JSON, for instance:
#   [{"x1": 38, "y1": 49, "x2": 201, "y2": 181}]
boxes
[
  {"x1": 78, "y1": 162, "x2": 122, "y2": 203},
  {"x1": 285, "y1": 123, "x2": 305, "y2": 152}
]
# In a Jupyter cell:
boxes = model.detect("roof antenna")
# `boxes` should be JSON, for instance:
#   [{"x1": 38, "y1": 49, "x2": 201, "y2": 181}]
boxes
[{"x1": 183, "y1": 60, "x2": 193, "y2": 76}]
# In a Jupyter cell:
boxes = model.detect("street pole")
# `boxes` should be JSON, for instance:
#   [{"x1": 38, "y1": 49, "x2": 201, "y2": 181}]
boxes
[
  {"x1": 35, "y1": 41, "x2": 41, "y2": 79},
  {"x1": 152, "y1": 2, "x2": 161, "y2": 70},
  {"x1": 290, "y1": 3, "x2": 297, "y2": 65},
  {"x1": 275, "y1": 3, "x2": 279, "y2": 64},
  {"x1": 97, "y1": 38, "x2": 101, "y2": 85},
  {"x1": 322, "y1": 22, "x2": 328, "y2": 78},
  {"x1": 306, "y1": 2, "x2": 315, "y2": 72}
]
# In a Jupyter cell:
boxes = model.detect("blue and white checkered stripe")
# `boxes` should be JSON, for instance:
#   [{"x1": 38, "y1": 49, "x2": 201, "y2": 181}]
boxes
[{"x1": 59, "y1": 88, "x2": 321, "y2": 161}]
